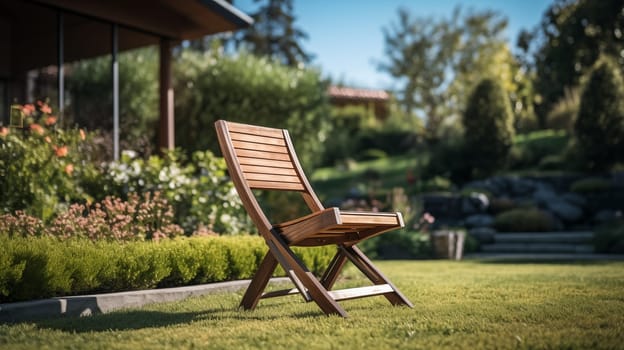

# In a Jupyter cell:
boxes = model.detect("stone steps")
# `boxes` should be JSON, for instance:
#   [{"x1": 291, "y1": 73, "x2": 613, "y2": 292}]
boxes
[{"x1": 479, "y1": 231, "x2": 594, "y2": 254}]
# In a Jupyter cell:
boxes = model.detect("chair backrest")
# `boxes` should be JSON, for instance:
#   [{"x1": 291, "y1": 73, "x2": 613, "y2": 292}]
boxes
[{"x1": 215, "y1": 120, "x2": 324, "y2": 234}]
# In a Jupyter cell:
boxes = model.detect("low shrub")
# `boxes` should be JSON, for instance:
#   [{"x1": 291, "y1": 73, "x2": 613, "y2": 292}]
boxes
[
  {"x1": 0, "y1": 193, "x2": 184, "y2": 242},
  {"x1": 594, "y1": 220, "x2": 624, "y2": 254},
  {"x1": 494, "y1": 208, "x2": 554, "y2": 232},
  {"x1": 0, "y1": 102, "x2": 101, "y2": 221},
  {"x1": 360, "y1": 230, "x2": 431, "y2": 259},
  {"x1": 0, "y1": 235, "x2": 336, "y2": 303},
  {"x1": 105, "y1": 149, "x2": 253, "y2": 234},
  {"x1": 570, "y1": 177, "x2": 612, "y2": 194}
]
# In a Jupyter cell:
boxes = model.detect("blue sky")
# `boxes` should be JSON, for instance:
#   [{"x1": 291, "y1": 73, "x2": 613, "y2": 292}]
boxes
[{"x1": 234, "y1": 0, "x2": 553, "y2": 89}]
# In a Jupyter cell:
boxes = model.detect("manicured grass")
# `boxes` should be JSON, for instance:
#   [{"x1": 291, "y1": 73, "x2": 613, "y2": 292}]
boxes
[
  {"x1": 2, "y1": 260, "x2": 623, "y2": 349},
  {"x1": 311, "y1": 153, "x2": 426, "y2": 200}
]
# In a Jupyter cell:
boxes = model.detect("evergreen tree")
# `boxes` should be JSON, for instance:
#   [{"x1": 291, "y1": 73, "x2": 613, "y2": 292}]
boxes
[
  {"x1": 462, "y1": 78, "x2": 515, "y2": 178},
  {"x1": 235, "y1": 0, "x2": 312, "y2": 66},
  {"x1": 575, "y1": 58, "x2": 624, "y2": 171}
]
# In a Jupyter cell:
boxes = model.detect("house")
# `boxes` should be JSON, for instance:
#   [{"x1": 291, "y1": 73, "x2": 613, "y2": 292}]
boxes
[
  {"x1": 327, "y1": 85, "x2": 390, "y2": 120},
  {"x1": 0, "y1": 0, "x2": 252, "y2": 158}
]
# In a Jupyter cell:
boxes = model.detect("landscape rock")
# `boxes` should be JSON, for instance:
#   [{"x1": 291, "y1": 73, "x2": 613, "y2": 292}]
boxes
[
  {"x1": 468, "y1": 227, "x2": 496, "y2": 244},
  {"x1": 461, "y1": 193, "x2": 489, "y2": 215},
  {"x1": 546, "y1": 200, "x2": 583, "y2": 223},
  {"x1": 561, "y1": 192, "x2": 587, "y2": 208},
  {"x1": 464, "y1": 214, "x2": 495, "y2": 228}
]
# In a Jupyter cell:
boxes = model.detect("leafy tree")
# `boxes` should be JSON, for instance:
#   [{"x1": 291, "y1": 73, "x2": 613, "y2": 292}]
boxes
[
  {"x1": 174, "y1": 49, "x2": 330, "y2": 168},
  {"x1": 462, "y1": 78, "x2": 515, "y2": 178},
  {"x1": 532, "y1": 0, "x2": 624, "y2": 125},
  {"x1": 575, "y1": 58, "x2": 624, "y2": 171},
  {"x1": 380, "y1": 7, "x2": 528, "y2": 141},
  {"x1": 234, "y1": 0, "x2": 312, "y2": 66}
]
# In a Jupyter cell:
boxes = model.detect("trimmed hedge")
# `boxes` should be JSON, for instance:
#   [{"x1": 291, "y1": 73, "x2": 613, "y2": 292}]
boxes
[{"x1": 0, "y1": 235, "x2": 336, "y2": 303}]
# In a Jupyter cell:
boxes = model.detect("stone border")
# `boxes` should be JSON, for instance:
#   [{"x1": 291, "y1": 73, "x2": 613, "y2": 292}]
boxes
[{"x1": 0, "y1": 277, "x2": 290, "y2": 323}]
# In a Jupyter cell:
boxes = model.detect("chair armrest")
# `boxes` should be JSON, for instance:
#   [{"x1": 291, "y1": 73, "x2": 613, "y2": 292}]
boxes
[{"x1": 273, "y1": 207, "x2": 342, "y2": 243}]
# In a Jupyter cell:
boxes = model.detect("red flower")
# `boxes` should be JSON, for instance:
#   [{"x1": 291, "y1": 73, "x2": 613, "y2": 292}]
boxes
[
  {"x1": 54, "y1": 145, "x2": 68, "y2": 157},
  {"x1": 45, "y1": 116, "x2": 57, "y2": 126},
  {"x1": 30, "y1": 123, "x2": 44, "y2": 135}
]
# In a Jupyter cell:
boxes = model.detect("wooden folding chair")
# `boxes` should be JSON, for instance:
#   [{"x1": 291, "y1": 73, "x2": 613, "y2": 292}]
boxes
[{"x1": 215, "y1": 120, "x2": 413, "y2": 317}]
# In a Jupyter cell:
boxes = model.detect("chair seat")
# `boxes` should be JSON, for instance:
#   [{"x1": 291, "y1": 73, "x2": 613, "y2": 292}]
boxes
[{"x1": 273, "y1": 208, "x2": 404, "y2": 246}]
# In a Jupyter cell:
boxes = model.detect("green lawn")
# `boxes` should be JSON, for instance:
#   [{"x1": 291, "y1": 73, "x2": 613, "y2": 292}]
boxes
[
  {"x1": 311, "y1": 153, "x2": 426, "y2": 201},
  {"x1": 2, "y1": 260, "x2": 623, "y2": 349}
]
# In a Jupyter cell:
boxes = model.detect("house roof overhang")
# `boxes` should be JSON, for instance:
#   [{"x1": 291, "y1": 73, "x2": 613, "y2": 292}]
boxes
[{"x1": 32, "y1": 0, "x2": 253, "y2": 40}]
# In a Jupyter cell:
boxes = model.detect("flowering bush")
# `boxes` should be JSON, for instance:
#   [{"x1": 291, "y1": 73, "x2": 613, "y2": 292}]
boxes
[
  {"x1": 105, "y1": 149, "x2": 253, "y2": 234},
  {"x1": 0, "y1": 193, "x2": 183, "y2": 242},
  {"x1": 0, "y1": 102, "x2": 100, "y2": 221}
]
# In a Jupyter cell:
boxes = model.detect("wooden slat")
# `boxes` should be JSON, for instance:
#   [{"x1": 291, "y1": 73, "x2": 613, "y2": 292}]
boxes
[
  {"x1": 227, "y1": 122, "x2": 285, "y2": 139},
  {"x1": 248, "y1": 180, "x2": 305, "y2": 191},
  {"x1": 232, "y1": 140, "x2": 288, "y2": 154},
  {"x1": 244, "y1": 173, "x2": 301, "y2": 183},
  {"x1": 230, "y1": 132, "x2": 286, "y2": 146},
  {"x1": 327, "y1": 284, "x2": 394, "y2": 301},
  {"x1": 340, "y1": 212, "x2": 401, "y2": 226},
  {"x1": 236, "y1": 150, "x2": 292, "y2": 162},
  {"x1": 240, "y1": 164, "x2": 297, "y2": 176}
]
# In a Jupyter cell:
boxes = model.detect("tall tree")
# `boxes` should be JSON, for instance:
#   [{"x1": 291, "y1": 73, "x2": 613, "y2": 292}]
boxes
[
  {"x1": 532, "y1": 0, "x2": 624, "y2": 125},
  {"x1": 234, "y1": 0, "x2": 312, "y2": 66},
  {"x1": 575, "y1": 58, "x2": 624, "y2": 171},
  {"x1": 379, "y1": 7, "x2": 525, "y2": 141}
]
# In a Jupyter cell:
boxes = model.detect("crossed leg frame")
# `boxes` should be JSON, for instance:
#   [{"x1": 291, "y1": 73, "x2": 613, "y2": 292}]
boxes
[{"x1": 239, "y1": 230, "x2": 413, "y2": 317}]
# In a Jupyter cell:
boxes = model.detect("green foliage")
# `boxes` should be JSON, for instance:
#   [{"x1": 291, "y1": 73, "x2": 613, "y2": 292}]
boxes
[
  {"x1": 360, "y1": 230, "x2": 431, "y2": 259},
  {"x1": 533, "y1": 0, "x2": 624, "y2": 123},
  {"x1": 174, "y1": 49, "x2": 330, "y2": 168},
  {"x1": 105, "y1": 149, "x2": 253, "y2": 234},
  {"x1": 463, "y1": 78, "x2": 515, "y2": 179},
  {"x1": 0, "y1": 103, "x2": 101, "y2": 221},
  {"x1": 545, "y1": 88, "x2": 580, "y2": 131},
  {"x1": 575, "y1": 58, "x2": 624, "y2": 171},
  {"x1": 594, "y1": 220, "x2": 624, "y2": 254},
  {"x1": 494, "y1": 208, "x2": 554, "y2": 232},
  {"x1": 509, "y1": 129, "x2": 570, "y2": 170},
  {"x1": 570, "y1": 177, "x2": 612, "y2": 193},
  {"x1": 0, "y1": 235, "x2": 336, "y2": 303},
  {"x1": 380, "y1": 7, "x2": 528, "y2": 140}
]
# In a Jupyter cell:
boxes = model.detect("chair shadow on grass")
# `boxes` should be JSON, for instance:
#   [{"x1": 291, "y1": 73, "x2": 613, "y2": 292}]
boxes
[{"x1": 33, "y1": 298, "x2": 329, "y2": 333}]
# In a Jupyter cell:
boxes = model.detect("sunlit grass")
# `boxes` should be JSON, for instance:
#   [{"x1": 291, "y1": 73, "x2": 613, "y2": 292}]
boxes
[
  {"x1": 1, "y1": 260, "x2": 623, "y2": 349},
  {"x1": 311, "y1": 153, "x2": 427, "y2": 200}
]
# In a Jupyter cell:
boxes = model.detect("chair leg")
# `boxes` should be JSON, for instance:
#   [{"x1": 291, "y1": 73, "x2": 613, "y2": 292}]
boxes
[
  {"x1": 267, "y1": 231, "x2": 348, "y2": 317},
  {"x1": 341, "y1": 245, "x2": 413, "y2": 308},
  {"x1": 320, "y1": 250, "x2": 348, "y2": 290},
  {"x1": 240, "y1": 252, "x2": 278, "y2": 310}
]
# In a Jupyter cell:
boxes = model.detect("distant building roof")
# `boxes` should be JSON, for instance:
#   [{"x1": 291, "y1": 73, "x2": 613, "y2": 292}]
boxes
[{"x1": 328, "y1": 86, "x2": 390, "y2": 101}]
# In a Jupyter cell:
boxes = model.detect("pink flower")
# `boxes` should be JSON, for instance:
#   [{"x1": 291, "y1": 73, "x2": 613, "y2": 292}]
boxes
[
  {"x1": 22, "y1": 104, "x2": 35, "y2": 116},
  {"x1": 64, "y1": 163, "x2": 74, "y2": 176},
  {"x1": 45, "y1": 116, "x2": 57, "y2": 126},
  {"x1": 54, "y1": 145, "x2": 68, "y2": 157},
  {"x1": 79, "y1": 129, "x2": 86, "y2": 140},
  {"x1": 0, "y1": 127, "x2": 8, "y2": 137},
  {"x1": 30, "y1": 123, "x2": 44, "y2": 135},
  {"x1": 40, "y1": 104, "x2": 52, "y2": 115}
]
